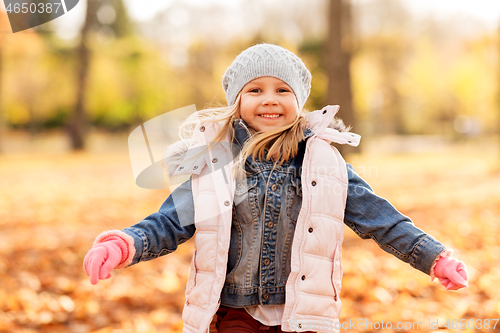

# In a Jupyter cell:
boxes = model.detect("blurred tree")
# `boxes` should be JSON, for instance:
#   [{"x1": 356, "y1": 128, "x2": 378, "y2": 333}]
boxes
[
  {"x1": 68, "y1": 0, "x2": 133, "y2": 150},
  {"x1": 1, "y1": 0, "x2": 496, "y2": 141},
  {"x1": 68, "y1": 0, "x2": 99, "y2": 150},
  {"x1": 351, "y1": 0, "x2": 411, "y2": 135},
  {"x1": 371, "y1": 35, "x2": 407, "y2": 135},
  {"x1": 325, "y1": 0, "x2": 358, "y2": 153},
  {"x1": 106, "y1": 0, "x2": 133, "y2": 38}
]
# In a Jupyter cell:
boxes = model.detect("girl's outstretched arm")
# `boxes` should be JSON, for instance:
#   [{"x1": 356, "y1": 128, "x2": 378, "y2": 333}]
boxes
[
  {"x1": 120, "y1": 178, "x2": 196, "y2": 265},
  {"x1": 84, "y1": 178, "x2": 196, "y2": 284},
  {"x1": 343, "y1": 164, "x2": 448, "y2": 276}
]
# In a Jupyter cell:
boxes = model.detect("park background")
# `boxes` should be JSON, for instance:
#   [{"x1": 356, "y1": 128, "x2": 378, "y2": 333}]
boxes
[{"x1": 1, "y1": 0, "x2": 500, "y2": 332}]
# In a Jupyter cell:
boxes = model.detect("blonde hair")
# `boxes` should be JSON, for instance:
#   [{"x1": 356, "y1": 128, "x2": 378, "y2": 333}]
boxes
[
  {"x1": 179, "y1": 94, "x2": 242, "y2": 143},
  {"x1": 178, "y1": 93, "x2": 308, "y2": 179}
]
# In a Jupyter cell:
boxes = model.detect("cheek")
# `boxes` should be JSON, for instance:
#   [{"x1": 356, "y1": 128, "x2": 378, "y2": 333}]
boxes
[
  {"x1": 239, "y1": 99, "x2": 257, "y2": 120},
  {"x1": 284, "y1": 97, "x2": 299, "y2": 114},
  {"x1": 239, "y1": 105, "x2": 251, "y2": 122},
  {"x1": 286, "y1": 104, "x2": 299, "y2": 118}
]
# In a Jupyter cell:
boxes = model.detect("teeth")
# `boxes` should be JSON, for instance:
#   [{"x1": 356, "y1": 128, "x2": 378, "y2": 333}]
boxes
[{"x1": 260, "y1": 114, "x2": 280, "y2": 118}]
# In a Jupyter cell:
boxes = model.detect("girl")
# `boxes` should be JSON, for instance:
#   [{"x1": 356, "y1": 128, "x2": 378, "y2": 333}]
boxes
[{"x1": 84, "y1": 43, "x2": 468, "y2": 333}]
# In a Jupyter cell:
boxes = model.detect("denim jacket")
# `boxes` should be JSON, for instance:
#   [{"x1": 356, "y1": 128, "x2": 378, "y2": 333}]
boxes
[{"x1": 121, "y1": 119, "x2": 445, "y2": 308}]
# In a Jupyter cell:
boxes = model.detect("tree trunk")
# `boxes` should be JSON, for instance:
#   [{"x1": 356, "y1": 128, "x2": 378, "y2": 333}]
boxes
[
  {"x1": 68, "y1": 0, "x2": 99, "y2": 150},
  {"x1": 324, "y1": 0, "x2": 358, "y2": 154}
]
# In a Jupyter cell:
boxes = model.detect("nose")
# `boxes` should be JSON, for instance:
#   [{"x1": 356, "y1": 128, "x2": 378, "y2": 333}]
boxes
[{"x1": 262, "y1": 92, "x2": 278, "y2": 106}]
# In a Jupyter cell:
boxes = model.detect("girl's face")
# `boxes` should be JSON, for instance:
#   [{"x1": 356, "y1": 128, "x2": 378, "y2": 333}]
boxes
[{"x1": 239, "y1": 76, "x2": 299, "y2": 132}]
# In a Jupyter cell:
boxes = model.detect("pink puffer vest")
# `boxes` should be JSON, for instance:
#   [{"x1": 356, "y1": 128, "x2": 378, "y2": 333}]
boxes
[{"x1": 172, "y1": 105, "x2": 360, "y2": 333}]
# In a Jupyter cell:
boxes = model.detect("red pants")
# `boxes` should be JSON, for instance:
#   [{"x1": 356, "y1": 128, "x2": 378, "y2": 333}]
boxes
[{"x1": 215, "y1": 306, "x2": 316, "y2": 333}]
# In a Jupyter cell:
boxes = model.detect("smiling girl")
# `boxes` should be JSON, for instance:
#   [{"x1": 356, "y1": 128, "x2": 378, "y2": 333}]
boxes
[{"x1": 84, "y1": 43, "x2": 468, "y2": 333}]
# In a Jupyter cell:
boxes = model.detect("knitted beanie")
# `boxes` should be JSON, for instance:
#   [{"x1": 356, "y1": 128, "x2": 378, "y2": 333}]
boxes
[{"x1": 222, "y1": 43, "x2": 312, "y2": 110}]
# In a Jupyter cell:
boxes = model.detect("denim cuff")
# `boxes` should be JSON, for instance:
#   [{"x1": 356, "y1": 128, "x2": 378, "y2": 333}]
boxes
[
  {"x1": 122, "y1": 227, "x2": 149, "y2": 266},
  {"x1": 410, "y1": 235, "x2": 447, "y2": 275}
]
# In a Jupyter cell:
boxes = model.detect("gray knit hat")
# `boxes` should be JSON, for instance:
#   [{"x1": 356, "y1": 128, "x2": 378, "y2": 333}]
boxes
[{"x1": 222, "y1": 43, "x2": 312, "y2": 110}]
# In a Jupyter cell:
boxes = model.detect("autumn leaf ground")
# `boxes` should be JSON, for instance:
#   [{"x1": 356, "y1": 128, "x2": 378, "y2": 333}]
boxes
[{"x1": 1, "y1": 134, "x2": 499, "y2": 333}]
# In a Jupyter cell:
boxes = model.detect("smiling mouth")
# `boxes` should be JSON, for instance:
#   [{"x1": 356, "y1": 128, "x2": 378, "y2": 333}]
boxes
[{"x1": 259, "y1": 114, "x2": 281, "y2": 119}]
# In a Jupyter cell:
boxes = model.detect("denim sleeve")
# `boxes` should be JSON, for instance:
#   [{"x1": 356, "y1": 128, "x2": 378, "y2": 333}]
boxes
[
  {"x1": 344, "y1": 163, "x2": 446, "y2": 275},
  {"x1": 122, "y1": 178, "x2": 196, "y2": 265}
]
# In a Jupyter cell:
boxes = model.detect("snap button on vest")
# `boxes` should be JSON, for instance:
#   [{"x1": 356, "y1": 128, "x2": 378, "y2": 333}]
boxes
[
  {"x1": 271, "y1": 184, "x2": 277, "y2": 191},
  {"x1": 308, "y1": 227, "x2": 313, "y2": 233},
  {"x1": 193, "y1": 165, "x2": 198, "y2": 170},
  {"x1": 199, "y1": 126, "x2": 205, "y2": 132},
  {"x1": 267, "y1": 221, "x2": 274, "y2": 229},
  {"x1": 311, "y1": 181, "x2": 317, "y2": 186},
  {"x1": 224, "y1": 200, "x2": 230, "y2": 206},
  {"x1": 212, "y1": 158, "x2": 218, "y2": 163},
  {"x1": 322, "y1": 109, "x2": 327, "y2": 114},
  {"x1": 263, "y1": 293, "x2": 270, "y2": 301},
  {"x1": 301, "y1": 275, "x2": 306, "y2": 280},
  {"x1": 263, "y1": 258, "x2": 271, "y2": 266}
]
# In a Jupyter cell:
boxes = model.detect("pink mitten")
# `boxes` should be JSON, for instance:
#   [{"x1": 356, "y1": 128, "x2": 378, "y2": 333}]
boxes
[
  {"x1": 434, "y1": 256, "x2": 468, "y2": 291},
  {"x1": 84, "y1": 236, "x2": 127, "y2": 285}
]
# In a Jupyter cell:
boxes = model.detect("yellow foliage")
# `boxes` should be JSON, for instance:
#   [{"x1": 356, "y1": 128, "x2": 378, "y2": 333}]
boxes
[{"x1": 6, "y1": 103, "x2": 30, "y2": 125}]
